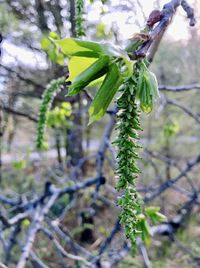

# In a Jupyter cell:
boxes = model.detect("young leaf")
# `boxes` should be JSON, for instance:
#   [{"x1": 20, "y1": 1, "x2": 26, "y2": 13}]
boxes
[
  {"x1": 137, "y1": 63, "x2": 159, "y2": 113},
  {"x1": 145, "y1": 206, "x2": 160, "y2": 214},
  {"x1": 121, "y1": 58, "x2": 134, "y2": 78},
  {"x1": 137, "y1": 214, "x2": 152, "y2": 245},
  {"x1": 145, "y1": 206, "x2": 167, "y2": 224},
  {"x1": 41, "y1": 36, "x2": 51, "y2": 50},
  {"x1": 68, "y1": 57, "x2": 98, "y2": 81},
  {"x1": 148, "y1": 71, "x2": 159, "y2": 99},
  {"x1": 67, "y1": 55, "x2": 110, "y2": 96},
  {"x1": 88, "y1": 63, "x2": 123, "y2": 124},
  {"x1": 74, "y1": 38, "x2": 128, "y2": 58},
  {"x1": 55, "y1": 38, "x2": 132, "y2": 60},
  {"x1": 55, "y1": 38, "x2": 102, "y2": 58},
  {"x1": 100, "y1": 43, "x2": 127, "y2": 58}
]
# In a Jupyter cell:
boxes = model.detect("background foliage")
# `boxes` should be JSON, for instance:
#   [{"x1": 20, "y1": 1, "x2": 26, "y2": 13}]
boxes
[{"x1": 0, "y1": 0, "x2": 200, "y2": 267}]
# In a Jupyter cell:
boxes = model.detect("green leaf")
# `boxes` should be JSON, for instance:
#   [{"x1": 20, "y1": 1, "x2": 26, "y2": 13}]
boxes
[
  {"x1": 100, "y1": 43, "x2": 127, "y2": 58},
  {"x1": 96, "y1": 22, "x2": 107, "y2": 38},
  {"x1": 61, "y1": 102, "x2": 72, "y2": 112},
  {"x1": 164, "y1": 120, "x2": 179, "y2": 138},
  {"x1": 68, "y1": 56, "x2": 110, "y2": 96},
  {"x1": 142, "y1": 220, "x2": 152, "y2": 245},
  {"x1": 76, "y1": 40, "x2": 128, "y2": 58},
  {"x1": 41, "y1": 37, "x2": 51, "y2": 50},
  {"x1": 55, "y1": 38, "x2": 101, "y2": 58},
  {"x1": 55, "y1": 38, "x2": 132, "y2": 60},
  {"x1": 148, "y1": 71, "x2": 159, "y2": 98},
  {"x1": 137, "y1": 63, "x2": 159, "y2": 113},
  {"x1": 145, "y1": 206, "x2": 167, "y2": 224},
  {"x1": 49, "y1": 32, "x2": 59, "y2": 39},
  {"x1": 154, "y1": 212, "x2": 167, "y2": 222},
  {"x1": 47, "y1": 102, "x2": 72, "y2": 128},
  {"x1": 120, "y1": 58, "x2": 133, "y2": 78},
  {"x1": 74, "y1": 39, "x2": 103, "y2": 53},
  {"x1": 22, "y1": 219, "x2": 31, "y2": 227},
  {"x1": 56, "y1": 53, "x2": 65, "y2": 65},
  {"x1": 48, "y1": 49, "x2": 57, "y2": 62},
  {"x1": 137, "y1": 214, "x2": 152, "y2": 245},
  {"x1": 145, "y1": 206, "x2": 160, "y2": 215},
  {"x1": 89, "y1": 63, "x2": 123, "y2": 124},
  {"x1": 13, "y1": 160, "x2": 27, "y2": 170},
  {"x1": 68, "y1": 57, "x2": 97, "y2": 81}
]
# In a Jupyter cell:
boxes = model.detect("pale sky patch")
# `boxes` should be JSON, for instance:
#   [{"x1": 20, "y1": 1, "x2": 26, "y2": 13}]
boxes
[
  {"x1": 2, "y1": 41, "x2": 48, "y2": 69},
  {"x1": 2, "y1": 0, "x2": 199, "y2": 68}
]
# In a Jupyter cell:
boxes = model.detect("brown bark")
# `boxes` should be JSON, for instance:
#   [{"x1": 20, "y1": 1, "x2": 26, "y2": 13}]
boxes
[{"x1": 66, "y1": 0, "x2": 84, "y2": 166}]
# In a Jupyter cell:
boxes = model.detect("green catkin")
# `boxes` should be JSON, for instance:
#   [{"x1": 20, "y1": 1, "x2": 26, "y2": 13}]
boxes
[
  {"x1": 115, "y1": 63, "x2": 143, "y2": 251},
  {"x1": 75, "y1": 0, "x2": 85, "y2": 37},
  {"x1": 36, "y1": 77, "x2": 65, "y2": 150}
]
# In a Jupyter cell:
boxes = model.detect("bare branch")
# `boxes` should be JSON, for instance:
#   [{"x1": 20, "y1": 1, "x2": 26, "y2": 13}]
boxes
[
  {"x1": 137, "y1": 238, "x2": 152, "y2": 268},
  {"x1": 135, "y1": 0, "x2": 196, "y2": 59},
  {"x1": 40, "y1": 227, "x2": 92, "y2": 267},
  {"x1": 166, "y1": 99, "x2": 200, "y2": 124},
  {"x1": 16, "y1": 193, "x2": 59, "y2": 268},
  {"x1": 2, "y1": 105, "x2": 38, "y2": 123},
  {"x1": 159, "y1": 84, "x2": 200, "y2": 92},
  {"x1": 144, "y1": 154, "x2": 200, "y2": 202},
  {"x1": 181, "y1": 0, "x2": 196, "y2": 26}
]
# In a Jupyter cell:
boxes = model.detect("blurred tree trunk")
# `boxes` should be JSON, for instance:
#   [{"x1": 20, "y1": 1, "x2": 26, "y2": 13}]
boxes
[
  {"x1": 66, "y1": 0, "x2": 84, "y2": 166},
  {"x1": 3, "y1": 0, "x2": 85, "y2": 166},
  {"x1": 55, "y1": 129, "x2": 63, "y2": 168},
  {"x1": 35, "y1": 0, "x2": 84, "y2": 167},
  {"x1": 35, "y1": 0, "x2": 49, "y2": 32},
  {"x1": 0, "y1": 107, "x2": 3, "y2": 183},
  {"x1": 66, "y1": 95, "x2": 84, "y2": 166}
]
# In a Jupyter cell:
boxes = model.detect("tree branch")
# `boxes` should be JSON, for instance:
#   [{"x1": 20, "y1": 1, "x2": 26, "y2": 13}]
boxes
[
  {"x1": 144, "y1": 154, "x2": 200, "y2": 202},
  {"x1": 166, "y1": 99, "x2": 200, "y2": 124},
  {"x1": 134, "y1": 0, "x2": 196, "y2": 60},
  {"x1": 2, "y1": 105, "x2": 38, "y2": 123},
  {"x1": 159, "y1": 84, "x2": 200, "y2": 92}
]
